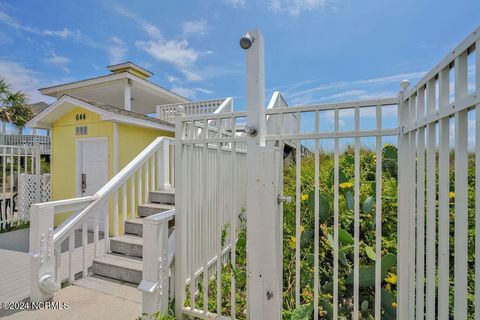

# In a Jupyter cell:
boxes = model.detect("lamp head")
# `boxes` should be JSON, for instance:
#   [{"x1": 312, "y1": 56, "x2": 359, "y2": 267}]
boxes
[{"x1": 240, "y1": 32, "x2": 254, "y2": 49}]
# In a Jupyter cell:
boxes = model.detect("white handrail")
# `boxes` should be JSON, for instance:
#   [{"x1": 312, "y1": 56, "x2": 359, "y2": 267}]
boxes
[
  {"x1": 30, "y1": 135, "x2": 175, "y2": 302},
  {"x1": 53, "y1": 137, "x2": 173, "y2": 245}
]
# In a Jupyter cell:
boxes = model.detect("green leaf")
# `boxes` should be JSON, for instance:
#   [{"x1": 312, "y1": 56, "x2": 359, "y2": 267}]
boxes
[
  {"x1": 290, "y1": 303, "x2": 313, "y2": 320},
  {"x1": 307, "y1": 192, "x2": 332, "y2": 223},
  {"x1": 362, "y1": 196, "x2": 374, "y2": 213},
  {"x1": 319, "y1": 299, "x2": 333, "y2": 320},
  {"x1": 345, "y1": 254, "x2": 397, "y2": 287},
  {"x1": 381, "y1": 288, "x2": 397, "y2": 317},
  {"x1": 345, "y1": 191, "x2": 354, "y2": 211},
  {"x1": 327, "y1": 227, "x2": 354, "y2": 245},
  {"x1": 365, "y1": 245, "x2": 376, "y2": 261},
  {"x1": 235, "y1": 270, "x2": 247, "y2": 288},
  {"x1": 361, "y1": 300, "x2": 369, "y2": 311}
]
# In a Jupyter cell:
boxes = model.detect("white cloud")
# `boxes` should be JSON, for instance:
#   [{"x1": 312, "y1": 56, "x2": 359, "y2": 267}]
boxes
[
  {"x1": 268, "y1": 0, "x2": 331, "y2": 15},
  {"x1": 224, "y1": 0, "x2": 246, "y2": 7},
  {"x1": 107, "y1": 36, "x2": 127, "y2": 64},
  {"x1": 171, "y1": 87, "x2": 196, "y2": 99},
  {"x1": 0, "y1": 10, "x2": 95, "y2": 45},
  {"x1": 171, "y1": 86, "x2": 214, "y2": 99},
  {"x1": 287, "y1": 71, "x2": 427, "y2": 101},
  {"x1": 0, "y1": 60, "x2": 51, "y2": 103},
  {"x1": 137, "y1": 39, "x2": 199, "y2": 69},
  {"x1": 42, "y1": 51, "x2": 70, "y2": 72},
  {"x1": 182, "y1": 20, "x2": 208, "y2": 36},
  {"x1": 113, "y1": 4, "x2": 162, "y2": 40}
]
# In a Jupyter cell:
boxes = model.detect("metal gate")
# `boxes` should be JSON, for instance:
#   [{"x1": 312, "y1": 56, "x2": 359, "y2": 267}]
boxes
[{"x1": 174, "y1": 27, "x2": 480, "y2": 319}]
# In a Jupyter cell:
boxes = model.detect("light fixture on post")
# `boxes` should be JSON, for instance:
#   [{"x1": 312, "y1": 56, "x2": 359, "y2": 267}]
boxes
[{"x1": 240, "y1": 32, "x2": 254, "y2": 50}]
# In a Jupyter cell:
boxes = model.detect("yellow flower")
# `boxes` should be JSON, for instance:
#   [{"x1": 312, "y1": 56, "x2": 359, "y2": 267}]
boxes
[
  {"x1": 290, "y1": 236, "x2": 296, "y2": 250},
  {"x1": 392, "y1": 302, "x2": 397, "y2": 309},
  {"x1": 301, "y1": 194, "x2": 309, "y2": 201},
  {"x1": 300, "y1": 225, "x2": 305, "y2": 234},
  {"x1": 385, "y1": 272, "x2": 397, "y2": 284},
  {"x1": 386, "y1": 283, "x2": 391, "y2": 290},
  {"x1": 449, "y1": 192, "x2": 455, "y2": 200},
  {"x1": 339, "y1": 182, "x2": 353, "y2": 189}
]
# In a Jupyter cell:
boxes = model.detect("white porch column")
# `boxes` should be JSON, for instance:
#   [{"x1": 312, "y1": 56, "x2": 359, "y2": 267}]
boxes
[
  {"x1": 244, "y1": 29, "x2": 282, "y2": 320},
  {"x1": 124, "y1": 80, "x2": 132, "y2": 111}
]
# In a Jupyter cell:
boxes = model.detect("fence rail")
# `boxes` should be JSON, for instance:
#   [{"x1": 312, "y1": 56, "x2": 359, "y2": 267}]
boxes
[
  {"x1": 0, "y1": 135, "x2": 51, "y2": 155},
  {"x1": 156, "y1": 98, "x2": 231, "y2": 124}
]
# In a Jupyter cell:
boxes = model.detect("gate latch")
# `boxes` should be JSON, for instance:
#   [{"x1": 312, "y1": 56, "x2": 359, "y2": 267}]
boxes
[{"x1": 277, "y1": 195, "x2": 292, "y2": 204}]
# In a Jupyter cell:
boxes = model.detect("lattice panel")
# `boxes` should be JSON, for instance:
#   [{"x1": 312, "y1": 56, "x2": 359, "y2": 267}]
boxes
[{"x1": 18, "y1": 173, "x2": 52, "y2": 220}]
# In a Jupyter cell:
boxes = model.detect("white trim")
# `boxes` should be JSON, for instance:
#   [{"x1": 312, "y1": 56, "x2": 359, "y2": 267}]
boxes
[
  {"x1": 39, "y1": 72, "x2": 189, "y2": 103},
  {"x1": 27, "y1": 95, "x2": 175, "y2": 132},
  {"x1": 124, "y1": 81, "x2": 132, "y2": 111},
  {"x1": 113, "y1": 123, "x2": 118, "y2": 174}
]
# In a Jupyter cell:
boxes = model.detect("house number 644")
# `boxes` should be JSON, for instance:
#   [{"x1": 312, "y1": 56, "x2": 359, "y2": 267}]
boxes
[{"x1": 76, "y1": 113, "x2": 86, "y2": 121}]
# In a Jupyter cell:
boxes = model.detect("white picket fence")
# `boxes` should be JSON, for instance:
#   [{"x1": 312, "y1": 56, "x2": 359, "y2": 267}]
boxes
[{"x1": 0, "y1": 145, "x2": 43, "y2": 229}]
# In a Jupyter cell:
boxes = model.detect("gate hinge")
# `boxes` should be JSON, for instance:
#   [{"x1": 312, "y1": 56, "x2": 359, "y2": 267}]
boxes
[{"x1": 277, "y1": 195, "x2": 292, "y2": 204}]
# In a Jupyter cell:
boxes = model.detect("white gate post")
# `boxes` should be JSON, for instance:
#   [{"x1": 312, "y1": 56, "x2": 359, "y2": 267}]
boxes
[{"x1": 243, "y1": 29, "x2": 282, "y2": 320}]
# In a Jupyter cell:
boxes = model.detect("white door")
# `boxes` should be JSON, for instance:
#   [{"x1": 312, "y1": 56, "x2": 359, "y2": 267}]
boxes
[{"x1": 77, "y1": 138, "x2": 108, "y2": 230}]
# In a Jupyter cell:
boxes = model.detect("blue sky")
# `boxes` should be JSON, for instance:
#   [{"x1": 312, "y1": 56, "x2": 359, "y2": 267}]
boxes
[{"x1": 0, "y1": 0, "x2": 478, "y2": 112}]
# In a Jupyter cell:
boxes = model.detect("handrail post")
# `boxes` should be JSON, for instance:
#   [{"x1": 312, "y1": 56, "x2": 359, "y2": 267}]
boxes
[
  {"x1": 157, "y1": 139, "x2": 171, "y2": 190},
  {"x1": 29, "y1": 203, "x2": 58, "y2": 302},
  {"x1": 243, "y1": 29, "x2": 282, "y2": 320},
  {"x1": 140, "y1": 212, "x2": 172, "y2": 314}
]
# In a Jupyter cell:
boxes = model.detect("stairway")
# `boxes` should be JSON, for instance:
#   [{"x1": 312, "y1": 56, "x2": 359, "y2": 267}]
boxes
[{"x1": 90, "y1": 189, "x2": 175, "y2": 284}]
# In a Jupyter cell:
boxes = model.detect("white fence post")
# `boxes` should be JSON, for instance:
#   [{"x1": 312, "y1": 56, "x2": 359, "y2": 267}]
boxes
[
  {"x1": 174, "y1": 107, "x2": 186, "y2": 319},
  {"x1": 29, "y1": 203, "x2": 58, "y2": 302},
  {"x1": 243, "y1": 29, "x2": 282, "y2": 320},
  {"x1": 397, "y1": 80, "x2": 411, "y2": 319},
  {"x1": 157, "y1": 139, "x2": 171, "y2": 190},
  {"x1": 140, "y1": 210, "x2": 174, "y2": 315}
]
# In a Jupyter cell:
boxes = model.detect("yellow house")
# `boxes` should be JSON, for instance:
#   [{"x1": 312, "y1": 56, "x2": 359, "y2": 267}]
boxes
[{"x1": 26, "y1": 62, "x2": 189, "y2": 230}]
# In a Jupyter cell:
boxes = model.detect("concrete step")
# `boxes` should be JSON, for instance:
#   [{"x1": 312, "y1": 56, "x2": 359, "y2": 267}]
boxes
[
  {"x1": 124, "y1": 218, "x2": 143, "y2": 236},
  {"x1": 138, "y1": 203, "x2": 174, "y2": 217},
  {"x1": 149, "y1": 190, "x2": 175, "y2": 204},
  {"x1": 92, "y1": 253, "x2": 142, "y2": 284},
  {"x1": 110, "y1": 234, "x2": 143, "y2": 257}
]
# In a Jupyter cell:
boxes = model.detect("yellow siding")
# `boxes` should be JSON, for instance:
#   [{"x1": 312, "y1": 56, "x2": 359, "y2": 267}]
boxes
[
  {"x1": 50, "y1": 103, "x2": 174, "y2": 234},
  {"x1": 51, "y1": 107, "x2": 113, "y2": 226}
]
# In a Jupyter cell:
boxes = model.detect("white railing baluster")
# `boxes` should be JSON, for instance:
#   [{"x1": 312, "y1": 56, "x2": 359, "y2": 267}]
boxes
[
  {"x1": 375, "y1": 104, "x2": 383, "y2": 320},
  {"x1": 425, "y1": 79, "x2": 437, "y2": 320},
  {"x1": 69, "y1": 231, "x2": 75, "y2": 283},
  {"x1": 114, "y1": 190, "x2": 119, "y2": 236},
  {"x1": 122, "y1": 184, "x2": 127, "y2": 231},
  {"x1": 415, "y1": 89, "x2": 426, "y2": 320},
  {"x1": 94, "y1": 213, "x2": 99, "y2": 258},
  {"x1": 475, "y1": 38, "x2": 480, "y2": 320},
  {"x1": 333, "y1": 108, "x2": 339, "y2": 320},
  {"x1": 138, "y1": 168, "x2": 143, "y2": 207},
  {"x1": 82, "y1": 222, "x2": 88, "y2": 278},
  {"x1": 438, "y1": 67, "x2": 451, "y2": 320},
  {"x1": 130, "y1": 176, "x2": 135, "y2": 218},
  {"x1": 313, "y1": 109, "x2": 319, "y2": 320},
  {"x1": 353, "y1": 107, "x2": 360, "y2": 320},
  {"x1": 454, "y1": 52, "x2": 469, "y2": 320},
  {"x1": 295, "y1": 111, "x2": 301, "y2": 309},
  {"x1": 145, "y1": 162, "x2": 149, "y2": 203}
]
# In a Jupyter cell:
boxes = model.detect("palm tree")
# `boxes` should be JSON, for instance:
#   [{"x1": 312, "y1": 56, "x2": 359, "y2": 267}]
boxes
[{"x1": 0, "y1": 77, "x2": 33, "y2": 134}]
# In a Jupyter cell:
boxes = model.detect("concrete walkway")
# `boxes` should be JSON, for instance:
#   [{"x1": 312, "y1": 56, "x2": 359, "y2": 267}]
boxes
[{"x1": 0, "y1": 276, "x2": 142, "y2": 320}]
